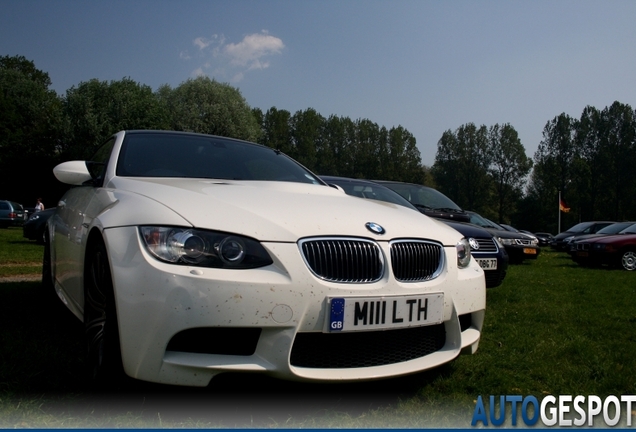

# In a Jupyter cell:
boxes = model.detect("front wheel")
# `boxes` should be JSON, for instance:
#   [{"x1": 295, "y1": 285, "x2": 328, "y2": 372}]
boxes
[
  {"x1": 620, "y1": 250, "x2": 636, "y2": 271},
  {"x1": 84, "y1": 237, "x2": 125, "y2": 388}
]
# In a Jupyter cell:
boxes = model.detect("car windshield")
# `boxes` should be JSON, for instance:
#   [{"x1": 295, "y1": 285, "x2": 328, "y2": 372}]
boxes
[
  {"x1": 324, "y1": 178, "x2": 417, "y2": 210},
  {"x1": 487, "y1": 219, "x2": 507, "y2": 231},
  {"x1": 597, "y1": 222, "x2": 634, "y2": 234},
  {"x1": 565, "y1": 222, "x2": 593, "y2": 233},
  {"x1": 116, "y1": 133, "x2": 322, "y2": 184},
  {"x1": 468, "y1": 212, "x2": 501, "y2": 229},
  {"x1": 619, "y1": 222, "x2": 636, "y2": 234},
  {"x1": 381, "y1": 183, "x2": 462, "y2": 211}
]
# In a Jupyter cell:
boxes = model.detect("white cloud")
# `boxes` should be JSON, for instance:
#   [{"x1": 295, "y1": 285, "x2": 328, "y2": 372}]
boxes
[
  {"x1": 186, "y1": 31, "x2": 284, "y2": 82},
  {"x1": 224, "y1": 31, "x2": 284, "y2": 69},
  {"x1": 193, "y1": 37, "x2": 211, "y2": 50}
]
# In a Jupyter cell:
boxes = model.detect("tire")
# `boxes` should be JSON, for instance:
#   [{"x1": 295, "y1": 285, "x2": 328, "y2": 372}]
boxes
[
  {"x1": 620, "y1": 250, "x2": 636, "y2": 271},
  {"x1": 84, "y1": 237, "x2": 125, "y2": 389}
]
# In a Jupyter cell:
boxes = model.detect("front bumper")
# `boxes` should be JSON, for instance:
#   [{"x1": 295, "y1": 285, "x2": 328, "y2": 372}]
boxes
[
  {"x1": 505, "y1": 244, "x2": 540, "y2": 262},
  {"x1": 103, "y1": 226, "x2": 486, "y2": 387}
]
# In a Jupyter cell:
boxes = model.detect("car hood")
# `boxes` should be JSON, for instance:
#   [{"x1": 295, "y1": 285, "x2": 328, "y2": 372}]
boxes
[
  {"x1": 108, "y1": 177, "x2": 463, "y2": 244},
  {"x1": 555, "y1": 231, "x2": 583, "y2": 240},
  {"x1": 582, "y1": 233, "x2": 636, "y2": 244},
  {"x1": 442, "y1": 221, "x2": 493, "y2": 238},
  {"x1": 479, "y1": 227, "x2": 529, "y2": 240},
  {"x1": 571, "y1": 233, "x2": 603, "y2": 243}
]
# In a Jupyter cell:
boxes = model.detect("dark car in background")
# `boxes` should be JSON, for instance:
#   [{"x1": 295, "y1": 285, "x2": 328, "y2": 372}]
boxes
[
  {"x1": 322, "y1": 176, "x2": 509, "y2": 287},
  {"x1": 466, "y1": 211, "x2": 540, "y2": 264},
  {"x1": 570, "y1": 226, "x2": 636, "y2": 270},
  {"x1": 23, "y1": 207, "x2": 56, "y2": 243},
  {"x1": 0, "y1": 200, "x2": 25, "y2": 228},
  {"x1": 551, "y1": 221, "x2": 616, "y2": 251},
  {"x1": 375, "y1": 181, "x2": 470, "y2": 223},
  {"x1": 566, "y1": 221, "x2": 636, "y2": 255},
  {"x1": 534, "y1": 232, "x2": 554, "y2": 247},
  {"x1": 499, "y1": 223, "x2": 540, "y2": 244}
]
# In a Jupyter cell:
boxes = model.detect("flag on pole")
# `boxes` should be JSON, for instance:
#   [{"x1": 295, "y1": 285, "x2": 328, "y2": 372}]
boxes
[{"x1": 559, "y1": 198, "x2": 570, "y2": 213}]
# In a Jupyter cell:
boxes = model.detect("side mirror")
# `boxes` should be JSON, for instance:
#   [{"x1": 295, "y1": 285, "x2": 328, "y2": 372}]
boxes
[{"x1": 53, "y1": 161, "x2": 93, "y2": 185}]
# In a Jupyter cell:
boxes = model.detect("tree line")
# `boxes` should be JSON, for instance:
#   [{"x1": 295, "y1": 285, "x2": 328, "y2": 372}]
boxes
[
  {"x1": 0, "y1": 55, "x2": 426, "y2": 208},
  {"x1": 521, "y1": 102, "x2": 636, "y2": 232},
  {"x1": 2, "y1": 55, "x2": 634, "y2": 233},
  {"x1": 429, "y1": 102, "x2": 636, "y2": 233}
]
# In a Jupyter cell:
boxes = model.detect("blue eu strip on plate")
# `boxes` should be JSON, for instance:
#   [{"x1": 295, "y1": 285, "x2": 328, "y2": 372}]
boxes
[{"x1": 329, "y1": 298, "x2": 345, "y2": 332}]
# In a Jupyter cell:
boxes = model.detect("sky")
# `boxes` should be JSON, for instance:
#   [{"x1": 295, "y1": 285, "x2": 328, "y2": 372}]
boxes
[{"x1": 2, "y1": 0, "x2": 635, "y2": 166}]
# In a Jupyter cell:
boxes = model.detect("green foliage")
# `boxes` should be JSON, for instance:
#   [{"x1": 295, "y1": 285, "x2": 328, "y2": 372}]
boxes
[
  {"x1": 432, "y1": 123, "x2": 493, "y2": 215},
  {"x1": 0, "y1": 55, "x2": 52, "y2": 88},
  {"x1": 62, "y1": 77, "x2": 169, "y2": 159},
  {"x1": 159, "y1": 76, "x2": 260, "y2": 142},
  {"x1": 2, "y1": 55, "x2": 429, "y2": 208},
  {"x1": 488, "y1": 124, "x2": 533, "y2": 222},
  {"x1": 0, "y1": 56, "x2": 65, "y2": 204},
  {"x1": 254, "y1": 108, "x2": 426, "y2": 182},
  {"x1": 524, "y1": 102, "x2": 636, "y2": 232}
]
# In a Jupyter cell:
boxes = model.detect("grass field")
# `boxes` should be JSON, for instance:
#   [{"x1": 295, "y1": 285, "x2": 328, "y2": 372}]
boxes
[{"x1": 1, "y1": 227, "x2": 635, "y2": 428}]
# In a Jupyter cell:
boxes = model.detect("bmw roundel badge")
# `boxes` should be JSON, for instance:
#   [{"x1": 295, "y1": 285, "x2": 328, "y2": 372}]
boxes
[{"x1": 365, "y1": 222, "x2": 386, "y2": 235}]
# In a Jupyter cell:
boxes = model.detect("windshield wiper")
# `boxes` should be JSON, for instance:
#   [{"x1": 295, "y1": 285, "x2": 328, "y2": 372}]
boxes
[
  {"x1": 413, "y1": 203, "x2": 433, "y2": 210},
  {"x1": 433, "y1": 207, "x2": 463, "y2": 213}
]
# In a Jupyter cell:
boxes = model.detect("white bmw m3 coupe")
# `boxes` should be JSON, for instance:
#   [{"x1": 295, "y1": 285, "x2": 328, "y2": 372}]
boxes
[{"x1": 44, "y1": 130, "x2": 485, "y2": 387}]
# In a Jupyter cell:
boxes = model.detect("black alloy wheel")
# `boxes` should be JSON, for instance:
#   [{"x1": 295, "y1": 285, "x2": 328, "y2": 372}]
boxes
[{"x1": 84, "y1": 237, "x2": 125, "y2": 388}]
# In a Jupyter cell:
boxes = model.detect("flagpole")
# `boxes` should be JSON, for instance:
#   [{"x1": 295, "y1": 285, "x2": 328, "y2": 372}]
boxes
[{"x1": 558, "y1": 190, "x2": 561, "y2": 233}]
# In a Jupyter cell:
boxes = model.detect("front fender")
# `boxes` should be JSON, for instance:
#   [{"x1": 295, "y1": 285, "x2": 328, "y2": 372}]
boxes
[{"x1": 90, "y1": 188, "x2": 193, "y2": 230}]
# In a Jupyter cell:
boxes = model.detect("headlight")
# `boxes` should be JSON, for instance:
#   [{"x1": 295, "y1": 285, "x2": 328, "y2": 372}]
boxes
[
  {"x1": 498, "y1": 237, "x2": 516, "y2": 246},
  {"x1": 140, "y1": 226, "x2": 273, "y2": 269},
  {"x1": 591, "y1": 243, "x2": 607, "y2": 251},
  {"x1": 493, "y1": 236, "x2": 505, "y2": 249},
  {"x1": 456, "y1": 238, "x2": 471, "y2": 269}
]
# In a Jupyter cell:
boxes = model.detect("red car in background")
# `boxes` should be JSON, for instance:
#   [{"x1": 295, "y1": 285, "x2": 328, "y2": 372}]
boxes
[{"x1": 571, "y1": 228, "x2": 636, "y2": 271}]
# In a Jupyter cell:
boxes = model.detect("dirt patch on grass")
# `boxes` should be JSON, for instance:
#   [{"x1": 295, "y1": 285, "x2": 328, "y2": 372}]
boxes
[
  {"x1": 0, "y1": 274, "x2": 41, "y2": 283},
  {"x1": 0, "y1": 263, "x2": 42, "y2": 283}
]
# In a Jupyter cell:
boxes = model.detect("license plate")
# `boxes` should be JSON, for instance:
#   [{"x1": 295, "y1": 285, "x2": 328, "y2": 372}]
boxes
[
  {"x1": 577, "y1": 251, "x2": 589, "y2": 257},
  {"x1": 326, "y1": 293, "x2": 443, "y2": 332},
  {"x1": 475, "y1": 258, "x2": 497, "y2": 270},
  {"x1": 523, "y1": 248, "x2": 537, "y2": 254}
]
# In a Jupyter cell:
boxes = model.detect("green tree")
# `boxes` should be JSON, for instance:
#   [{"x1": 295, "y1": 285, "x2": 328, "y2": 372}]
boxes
[
  {"x1": 488, "y1": 123, "x2": 533, "y2": 223},
  {"x1": 257, "y1": 107, "x2": 293, "y2": 155},
  {"x1": 63, "y1": 77, "x2": 168, "y2": 159},
  {"x1": 290, "y1": 108, "x2": 324, "y2": 171},
  {"x1": 0, "y1": 56, "x2": 64, "y2": 203},
  {"x1": 159, "y1": 76, "x2": 260, "y2": 142},
  {"x1": 432, "y1": 123, "x2": 491, "y2": 212},
  {"x1": 576, "y1": 102, "x2": 636, "y2": 220},
  {"x1": 529, "y1": 113, "x2": 578, "y2": 231},
  {"x1": 0, "y1": 55, "x2": 52, "y2": 88},
  {"x1": 386, "y1": 126, "x2": 424, "y2": 184},
  {"x1": 0, "y1": 57, "x2": 62, "y2": 160}
]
